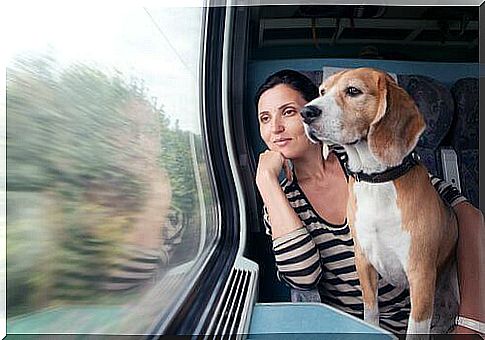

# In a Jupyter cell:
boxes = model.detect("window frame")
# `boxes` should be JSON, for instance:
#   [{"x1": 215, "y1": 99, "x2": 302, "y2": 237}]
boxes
[{"x1": 148, "y1": 5, "x2": 243, "y2": 335}]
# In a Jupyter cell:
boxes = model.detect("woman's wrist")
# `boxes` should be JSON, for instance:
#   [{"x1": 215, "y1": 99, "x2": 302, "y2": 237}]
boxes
[
  {"x1": 453, "y1": 316, "x2": 485, "y2": 336},
  {"x1": 457, "y1": 307, "x2": 484, "y2": 326},
  {"x1": 256, "y1": 170, "x2": 280, "y2": 192}
]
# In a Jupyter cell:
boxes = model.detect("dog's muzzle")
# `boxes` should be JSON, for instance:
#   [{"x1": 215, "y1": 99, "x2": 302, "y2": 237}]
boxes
[{"x1": 300, "y1": 105, "x2": 322, "y2": 124}]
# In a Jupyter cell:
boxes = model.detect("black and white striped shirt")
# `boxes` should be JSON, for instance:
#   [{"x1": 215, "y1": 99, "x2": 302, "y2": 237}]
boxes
[{"x1": 263, "y1": 145, "x2": 466, "y2": 333}]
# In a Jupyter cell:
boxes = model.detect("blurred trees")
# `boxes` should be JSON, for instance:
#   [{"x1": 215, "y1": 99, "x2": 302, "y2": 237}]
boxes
[{"x1": 7, "y1": 54, "x2": 200, "y2": 316}]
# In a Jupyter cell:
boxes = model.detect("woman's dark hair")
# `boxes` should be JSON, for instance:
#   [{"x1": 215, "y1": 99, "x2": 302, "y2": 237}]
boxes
[{"x1": 254, "y1": 69, "x2": 319, "y2": 107}]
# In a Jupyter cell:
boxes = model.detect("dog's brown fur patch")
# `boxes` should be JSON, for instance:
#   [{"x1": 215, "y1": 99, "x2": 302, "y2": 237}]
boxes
[{"x1": 394, "y1": 164, "x2": 458, "y2": 322}]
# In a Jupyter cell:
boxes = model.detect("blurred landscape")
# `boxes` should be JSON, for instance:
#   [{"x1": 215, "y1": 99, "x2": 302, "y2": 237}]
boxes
[{"x1": 6, "y1": 53, "x2": 203, "y2": 319}]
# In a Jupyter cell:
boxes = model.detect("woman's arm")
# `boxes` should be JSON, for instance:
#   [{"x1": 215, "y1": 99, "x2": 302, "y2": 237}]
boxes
[
  {"x1": 257, "y1": 150, "x2": 322, "y2": 289},
  {"x1": 452, "y1": 201, "x2": 485, "y2": 335},
  {"x1": 256, "y1": 150, "x2": 303, "y2": 239},
  {"x1": 429, "y1": 175, "x2": 485, "y2": 335}
]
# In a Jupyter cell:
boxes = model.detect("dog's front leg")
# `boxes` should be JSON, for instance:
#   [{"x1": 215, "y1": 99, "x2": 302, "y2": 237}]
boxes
[
  {"x1": 354, "y1": 241, "x2": 379, "y2": 326},
  {"x1": 406, "y1": 264, "x2": 436, "y2": 340}
]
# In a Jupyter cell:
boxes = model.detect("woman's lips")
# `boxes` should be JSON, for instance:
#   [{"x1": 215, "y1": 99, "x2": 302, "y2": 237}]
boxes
[{"x1": 273, "y1": 138, "x2": 292, "y2": 147}]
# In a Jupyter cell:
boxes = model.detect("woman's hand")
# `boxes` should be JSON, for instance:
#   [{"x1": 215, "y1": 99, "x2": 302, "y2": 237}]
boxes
[
  {"x1": 255, "y1": 150, "x2": 304, "y2": 239},
  {"x1": 256, "y1": 150, "x2": 292, "y2": 188}
]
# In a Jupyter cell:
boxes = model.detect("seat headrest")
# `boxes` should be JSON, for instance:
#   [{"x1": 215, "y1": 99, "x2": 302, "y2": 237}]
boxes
[
  {"x1": 450, "y1": 78, "x2": 479, "y2": 150},
  {"x1": 397, "y1": 75, "x2": 454, "y2": 150}
]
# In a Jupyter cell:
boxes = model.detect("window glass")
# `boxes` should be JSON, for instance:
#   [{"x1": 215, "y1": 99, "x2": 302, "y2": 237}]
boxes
[{"x1": 6, "y1": 4, "x2": 217, "y2": 334}]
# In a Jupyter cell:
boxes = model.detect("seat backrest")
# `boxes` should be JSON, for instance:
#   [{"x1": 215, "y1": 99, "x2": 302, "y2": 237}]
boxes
[
  {"x1": 450, "y1": 78, "x2": 479, "y2": 207},
  {"x1": 450, "y1": 78, "x2": 479, "y2": 150},
  {"x1": 398, "y1": 75, "x2": 455, "y2": 177}
]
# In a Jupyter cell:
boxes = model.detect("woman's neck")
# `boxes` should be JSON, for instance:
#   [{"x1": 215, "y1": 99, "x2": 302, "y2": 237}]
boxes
[{"x1": 293, "y1": 144, "x2": 329, "y2": 182}]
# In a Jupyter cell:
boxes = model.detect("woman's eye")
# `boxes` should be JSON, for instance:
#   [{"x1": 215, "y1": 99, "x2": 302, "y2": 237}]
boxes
[
  {"x1": 320, "y1": 89, "x2": 325, "y2": 96},
  {"x1": 346, "y1": 86, "x2": 362, "y2": 97},
  {"x1": 283, "y1": 109, "x2": 296, "y2": 116},
  {"x1": 260, "y1": 115, "x2": 270, "y2": 123}
]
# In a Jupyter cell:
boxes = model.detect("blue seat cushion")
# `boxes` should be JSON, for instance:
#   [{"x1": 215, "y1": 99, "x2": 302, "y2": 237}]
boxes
[
  {"x1": 450, "y1": 78, "x2": 479, "y2": 150},
  {"x1": 397, "y1": 75, "x2": 454, "y2": 150},
  {"x1": 449, "y1": 78, "x2": 479, "y2": 206},
  {"x1": 415, "y1": 146, "x2": 440, "y2": 177},
  {"x1": 458, "y1": 149, "x2": 479, "y2": 207}
]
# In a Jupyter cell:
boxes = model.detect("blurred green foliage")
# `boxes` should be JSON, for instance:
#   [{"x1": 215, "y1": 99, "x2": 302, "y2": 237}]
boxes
[{"x1": 6, "y1": 54, "x2": 201, "y2": 317}]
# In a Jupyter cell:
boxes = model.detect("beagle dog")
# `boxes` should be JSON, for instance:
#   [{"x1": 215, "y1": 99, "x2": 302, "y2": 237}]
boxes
[{"x1": 301, "y1": 68, "x2": 459, "y2": 338}]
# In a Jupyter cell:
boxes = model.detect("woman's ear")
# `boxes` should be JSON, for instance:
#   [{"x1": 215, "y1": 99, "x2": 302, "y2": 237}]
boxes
[{"x1": 368, "y1": 74, "x2": 426, "y2": 167}]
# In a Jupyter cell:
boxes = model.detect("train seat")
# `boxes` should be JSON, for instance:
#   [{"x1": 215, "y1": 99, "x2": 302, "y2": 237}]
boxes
[
  {"x1": 397, "y1": 75, "x2": 455, "y2": 178},
  {"x1": 449, "y1": 77, "x2": 479, "y2": 207}
]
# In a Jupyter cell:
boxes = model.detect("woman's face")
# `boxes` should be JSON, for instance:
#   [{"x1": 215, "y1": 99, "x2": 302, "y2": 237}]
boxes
[{"x1": 258, "y1": 84, "x2": 315, "y2": 159}]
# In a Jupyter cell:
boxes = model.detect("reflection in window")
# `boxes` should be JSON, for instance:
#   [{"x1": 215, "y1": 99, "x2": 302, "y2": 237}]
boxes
[{"x1": 6, "y1": 5, "x2": 216, "y2": 334}]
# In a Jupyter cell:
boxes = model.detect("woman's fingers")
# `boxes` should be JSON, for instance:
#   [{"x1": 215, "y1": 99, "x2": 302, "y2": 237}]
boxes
[{"x1": 257, "y1": 150, "x2": 288, "y2": 180}]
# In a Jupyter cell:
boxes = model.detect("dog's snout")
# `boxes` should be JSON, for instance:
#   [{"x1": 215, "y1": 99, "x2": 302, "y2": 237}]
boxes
[{"x1": 300, "y1": 105, "x2": 322, "y2": 123}]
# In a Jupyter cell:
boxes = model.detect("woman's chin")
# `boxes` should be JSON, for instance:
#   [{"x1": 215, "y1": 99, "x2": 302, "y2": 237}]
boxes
[{"x1": 279, "y1": 149, "x2": 298, "y2": 160}]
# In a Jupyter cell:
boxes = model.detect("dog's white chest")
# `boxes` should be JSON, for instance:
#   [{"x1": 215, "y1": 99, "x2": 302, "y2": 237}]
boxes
[{"x1": 353, "y1": 182, "x2": 411, "y2": 288}]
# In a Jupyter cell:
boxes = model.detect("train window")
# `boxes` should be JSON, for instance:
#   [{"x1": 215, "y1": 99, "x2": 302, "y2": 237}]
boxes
[{"x1": 6, "y1": 3, "x2": 218, "y2": 334}]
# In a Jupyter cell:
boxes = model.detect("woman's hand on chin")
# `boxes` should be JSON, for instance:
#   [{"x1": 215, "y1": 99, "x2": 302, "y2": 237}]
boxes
[{"x1": 256, "y1": 150, "x2": 291, "y2": 188}]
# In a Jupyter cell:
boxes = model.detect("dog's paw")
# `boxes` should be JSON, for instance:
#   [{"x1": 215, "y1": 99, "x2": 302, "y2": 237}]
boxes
[{"x1": 364, "y1": 306, "x2": 380, "y2": 327}]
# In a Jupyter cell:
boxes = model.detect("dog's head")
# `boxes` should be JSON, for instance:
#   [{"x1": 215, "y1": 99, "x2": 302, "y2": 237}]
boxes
[{"x1": 301, "y1": 67, "x2": 426, "y2": 167}]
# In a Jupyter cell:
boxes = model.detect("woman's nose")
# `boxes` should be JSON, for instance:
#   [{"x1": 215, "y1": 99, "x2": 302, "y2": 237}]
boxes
[{"x1": 270, "y1": 116, "x2": 284, "y2": 133}]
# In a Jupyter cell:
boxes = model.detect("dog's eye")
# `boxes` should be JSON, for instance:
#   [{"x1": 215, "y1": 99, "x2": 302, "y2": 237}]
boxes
[
  {"x1": 346, "y1": 87, "x2": 362, "y2": 97},
  {"x1": 320, "y1": 88, "x2": 325, "y2": 96}
]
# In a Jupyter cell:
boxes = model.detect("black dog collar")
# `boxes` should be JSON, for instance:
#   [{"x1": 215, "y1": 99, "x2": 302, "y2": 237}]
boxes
[{"x1": 346, "y1": 152, "x2": 421, "y2": 183}]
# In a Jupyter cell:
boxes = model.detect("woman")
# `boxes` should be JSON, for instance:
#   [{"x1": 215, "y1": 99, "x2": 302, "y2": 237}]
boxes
[{"x1": 255, "y1": 69, "x2": 484, "y2": 335}]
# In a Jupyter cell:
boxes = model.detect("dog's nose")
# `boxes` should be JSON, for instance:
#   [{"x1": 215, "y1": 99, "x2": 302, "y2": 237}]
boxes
[{"x1": 300, "y1": 105, "x2": 322, "y2": 123}]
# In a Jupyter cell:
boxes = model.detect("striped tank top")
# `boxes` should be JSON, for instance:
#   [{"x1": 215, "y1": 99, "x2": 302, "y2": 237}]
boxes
[{"x1": 263, "y1": 145, "x2": 466, "y2": 333}]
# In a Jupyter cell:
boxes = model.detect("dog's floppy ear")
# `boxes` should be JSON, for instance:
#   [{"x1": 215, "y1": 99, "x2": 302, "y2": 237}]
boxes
[{"x1": 368, "y1": 73, "x2": 426, "y2": 167}]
